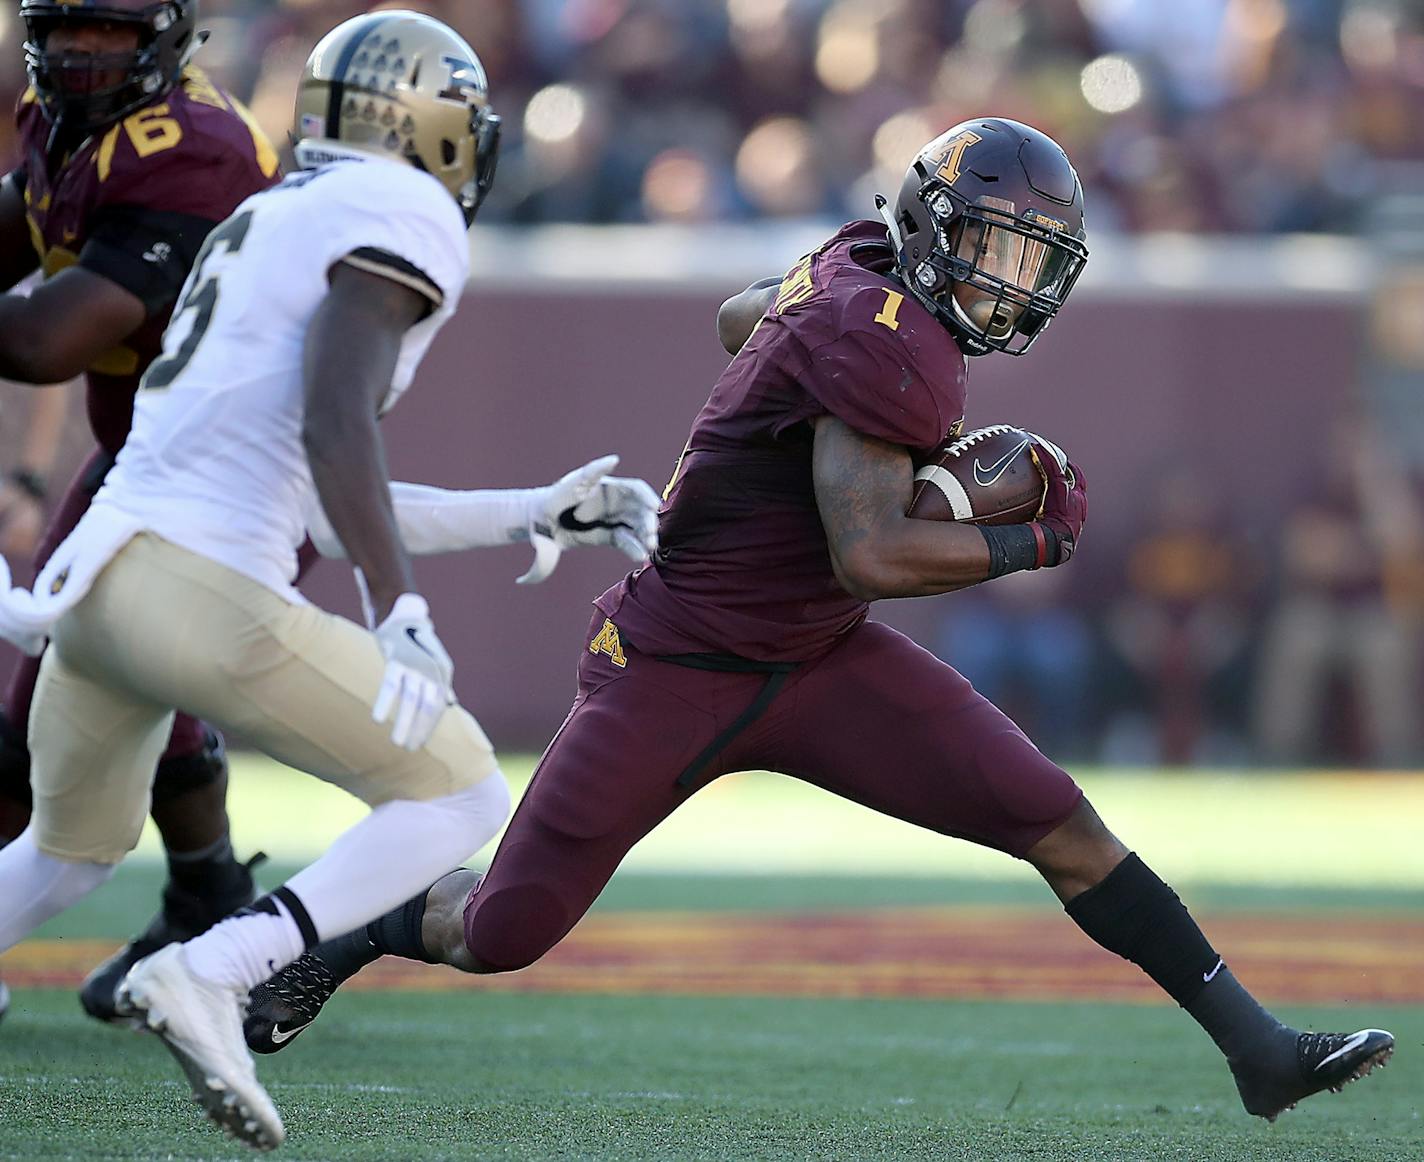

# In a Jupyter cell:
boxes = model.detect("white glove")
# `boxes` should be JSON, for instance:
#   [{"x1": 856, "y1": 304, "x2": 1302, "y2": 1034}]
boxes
[
  {"x1": 517, "y1": 454, "x2": 661, "y2": 585},
  {"x1": 371, "y1": 593, "x2": 455, "y2": 750}
]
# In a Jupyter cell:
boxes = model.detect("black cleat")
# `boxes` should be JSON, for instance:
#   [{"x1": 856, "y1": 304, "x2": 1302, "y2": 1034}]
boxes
[
  {"x1": 80, "y1": 853, "x2": 265, "y2": 1025},
  {"x1": 243, "y1": 951, "x2": 339, "y2": 1054},
  {"x1": 1232, "y1": 1027, "x2": 1395, "y2": 1121}
]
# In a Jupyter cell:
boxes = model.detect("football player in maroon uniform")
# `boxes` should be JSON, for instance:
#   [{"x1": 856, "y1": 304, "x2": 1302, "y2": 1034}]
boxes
[
  {"x1": 0, "y1": 0, "x2": 282, "y2": 1025},
  {"x1": 245, "y1": 119, "x2": 1393, "y2": 1119}
]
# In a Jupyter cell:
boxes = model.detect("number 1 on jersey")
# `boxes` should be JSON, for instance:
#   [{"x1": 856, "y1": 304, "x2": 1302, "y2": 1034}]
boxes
[{"x1": 873, "y1": 288, "x2": 904, "y2": 332}]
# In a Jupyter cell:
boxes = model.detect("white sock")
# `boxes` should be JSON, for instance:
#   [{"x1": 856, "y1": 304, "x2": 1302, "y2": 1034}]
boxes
[
  {"x1": 0, "y1": 829, "x2": 115, "y2": 953},
  {"x1": 182, "y1": 900, "x2": 305, "y2": 991},
  {"x1": 181, "y1": 774, "x2": 509, "y2": 989},
  {"x1": 284, "y1": 773, "x2": 509, "y2": 939}
]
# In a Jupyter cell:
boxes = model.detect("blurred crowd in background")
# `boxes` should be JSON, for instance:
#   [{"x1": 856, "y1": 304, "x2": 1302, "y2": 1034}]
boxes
[
  {"x1": 1, "y1": 0, "x2": 1422, "y2": 230},
  {"x1": 933, "y1": 413, "x2": 1424, "y2": 770},
  {"x1": 1, "y1": 0, "x2": 1423, "y2": 768}
]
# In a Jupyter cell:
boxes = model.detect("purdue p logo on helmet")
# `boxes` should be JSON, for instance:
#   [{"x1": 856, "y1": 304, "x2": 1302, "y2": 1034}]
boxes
[{"x1": 293, "y1": 10, "x2": 501, "y2": 225}]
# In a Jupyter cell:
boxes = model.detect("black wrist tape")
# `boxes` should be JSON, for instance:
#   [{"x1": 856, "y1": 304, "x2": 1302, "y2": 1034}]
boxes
[{"x1": 979, "y1": 523, "x2": 1042, "y2": 578}]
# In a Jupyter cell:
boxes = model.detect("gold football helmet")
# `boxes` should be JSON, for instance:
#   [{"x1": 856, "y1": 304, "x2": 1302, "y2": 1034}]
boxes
[{"x1": 294, "y1": 10, "x2": 500, "y2": 224}]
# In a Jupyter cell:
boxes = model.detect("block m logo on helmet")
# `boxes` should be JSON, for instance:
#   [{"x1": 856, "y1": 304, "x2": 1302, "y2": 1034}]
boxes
[{"x1": 933, "y1": 129, "x2": 982, "y2": 185}]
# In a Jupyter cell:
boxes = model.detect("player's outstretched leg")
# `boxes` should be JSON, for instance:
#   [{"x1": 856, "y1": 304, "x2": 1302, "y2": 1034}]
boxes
[
  {"x1": 80, "y1": 729, "x2": 264, "y2": 1024},
  {"x1": 119, "y1": 944, "x2": 285, "y2": 1151},
  {"x1": 1029, "y1": 799, "x2": 1394, "y2": 1120},
  {"x1": 245, "y1": 870, "x2": 474, "y2": 1053}
]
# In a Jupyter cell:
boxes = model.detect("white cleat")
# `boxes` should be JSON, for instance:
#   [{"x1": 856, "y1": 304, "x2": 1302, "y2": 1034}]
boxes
[
  {"x1": 0, "y1": 977, "x2": 10, "y2": 1025},
  {"x1": 117, "y1": 945, "x2": 285, "y2": 1151}
]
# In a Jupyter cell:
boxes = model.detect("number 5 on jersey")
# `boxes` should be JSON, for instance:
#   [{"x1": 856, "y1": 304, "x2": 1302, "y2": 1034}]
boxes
[{"x1": 141, "y1": 210, "x2": 253, "y2": 391}]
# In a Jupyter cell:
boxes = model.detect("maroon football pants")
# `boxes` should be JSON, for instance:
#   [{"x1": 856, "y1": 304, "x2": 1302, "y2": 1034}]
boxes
[{"x1": 462, "y1": 614, "x2": 1083, "y2": 972}]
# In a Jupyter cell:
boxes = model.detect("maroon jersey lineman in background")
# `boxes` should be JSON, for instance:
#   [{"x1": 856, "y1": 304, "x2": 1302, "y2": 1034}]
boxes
[
  {"x1": 15, "y1": 66, "x2": 279, "y2": 454},
  {"x1": 250, "y1": 117, "x2": 1395, "y2": 1124},
  {"x1": 0, "y1": 0, "x2": 282, "y2": 1029}
]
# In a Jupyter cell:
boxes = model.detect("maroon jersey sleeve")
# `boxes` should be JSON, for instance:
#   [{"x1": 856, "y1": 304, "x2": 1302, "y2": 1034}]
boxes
[
  {"x1": 91, "y1": 68, "x2": 280, "y2": 221},
  {"x1": 799, "y1": 315, "x2": 951, "y2": 451}
]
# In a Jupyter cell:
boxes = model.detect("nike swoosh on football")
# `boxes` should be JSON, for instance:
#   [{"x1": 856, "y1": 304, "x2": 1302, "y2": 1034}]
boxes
[
  {"x1": 972, "y1": 439, "x2": 1030, "y2": 488},
  {"x1": 268, "y1": 1023, "x2": 306, "y2": 1045},
  {"x1": 1202, "y1": 957, "x2": 1225, "y2": 983}
]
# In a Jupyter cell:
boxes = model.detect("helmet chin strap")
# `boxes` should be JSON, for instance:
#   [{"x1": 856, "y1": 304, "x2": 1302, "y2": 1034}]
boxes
[
  {"x1": 874, "y1": 191, "x2": 959, "y2": 329},
  {"x1": 180, "y1": 28, "x2": 208, "y2": 70},
  {"x1": 873, "y1": 193, "x2": 903, "y2": 252}
]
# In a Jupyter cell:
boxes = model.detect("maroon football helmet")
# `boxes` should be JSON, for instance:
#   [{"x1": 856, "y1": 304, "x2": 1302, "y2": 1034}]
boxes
[
  {"x1": 22, "y1": 0, "x2": 199, "y2": 139},
  {"x1": 881, "y1": 118, "x2": 1089, "y2": 357}
]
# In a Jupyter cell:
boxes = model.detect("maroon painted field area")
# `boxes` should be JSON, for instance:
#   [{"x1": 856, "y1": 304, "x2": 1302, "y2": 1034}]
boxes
[{"x1": 7, "y1": 906, "x2": 1420, "y2": 1004}]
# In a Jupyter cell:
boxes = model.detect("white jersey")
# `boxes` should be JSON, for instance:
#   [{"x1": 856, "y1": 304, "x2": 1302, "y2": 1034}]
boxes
[{"x1": 91, "y1": 153, "x2": 470, "y2": 599}]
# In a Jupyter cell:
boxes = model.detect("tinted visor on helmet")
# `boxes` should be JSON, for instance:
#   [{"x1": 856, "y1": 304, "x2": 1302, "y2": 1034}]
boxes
[{"x1": 927, "y1": 197, "x2": 1088, "y2": 354}]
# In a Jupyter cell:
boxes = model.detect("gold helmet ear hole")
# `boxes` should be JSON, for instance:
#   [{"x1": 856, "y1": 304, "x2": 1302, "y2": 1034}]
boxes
[{"x1": 441, "y1": 138, "x2": 456, "y2": 166}]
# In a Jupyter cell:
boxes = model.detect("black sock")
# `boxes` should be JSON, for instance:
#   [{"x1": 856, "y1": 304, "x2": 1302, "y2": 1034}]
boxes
[
  {"x1": 310, "y1": 889, "x2": 437, "y2": 983},
  {"x1": 1064, "y1": 852, "x2": 1284, "y2": 1058},
  {"x1": 165, "y1": 834, "x2": 248, "y2": 901},
  {"x1": 366, "y1": 889, "x2": 439, "y2": 963}
]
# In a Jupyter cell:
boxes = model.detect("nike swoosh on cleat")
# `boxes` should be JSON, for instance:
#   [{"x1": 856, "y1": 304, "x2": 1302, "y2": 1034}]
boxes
[
  {"x1": 1314, "y1": 1029, "x2": 1371, "y2": 1072},
  {"x1": 972, "y1": 439, "x2": 1030, "y2": 488},
  {"x1": 1202, "y1": 957, "x2": 1225, "y2": 983},
  {"x1": 267, "y1": 1023, "x2": 307, "y2": 1045}
]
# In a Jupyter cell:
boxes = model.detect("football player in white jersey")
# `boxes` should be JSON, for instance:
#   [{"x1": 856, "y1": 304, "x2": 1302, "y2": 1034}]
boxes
[{"x1": 0, "y1": 10, "x2": 658, "y2": 1149}]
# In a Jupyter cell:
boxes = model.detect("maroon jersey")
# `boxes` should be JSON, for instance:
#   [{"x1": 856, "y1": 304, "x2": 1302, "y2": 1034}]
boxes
[
  {"x1": 599, "y1": 220, "x2": 970, "y2": 662},
  {"x1": 14, "y1": 67, "x2": 280, "y2": 454}
]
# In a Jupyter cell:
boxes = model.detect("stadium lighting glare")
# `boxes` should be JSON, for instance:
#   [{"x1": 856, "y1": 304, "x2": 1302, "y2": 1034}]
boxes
[
  {"x1": 815, "y1": 11, "x2": 879, "y2": 93},
  {"x1": 1340, "y1": 6, "x2": 1400, "y2": 72},
  {"x1": 728, "y1": 0, "x2": 790, "y2": 33},
  {"x1": 872, "y1": 109, "x2": 939, "y2": 175},
  {"x1": 1080, "y1": 54, "x2": 1144, "y2": 114},
  {"x1": 962, "y1": 0, "x2": 1026, "y2": 55},
  {"x1": 524, "y1": 84, "x2": 588, "y2": 146}
]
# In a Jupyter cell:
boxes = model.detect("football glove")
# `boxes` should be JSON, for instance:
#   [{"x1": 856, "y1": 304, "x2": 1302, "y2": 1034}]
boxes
[
  {"x1": 371, "y1": 593, "x2": 454, "y2": 750},
  {"x1": 518, "y1": 455, "x2": 661, "y2": 585},
  {"x1": 1026, "y1": 434, "x2": 1087, "y2": 566}
]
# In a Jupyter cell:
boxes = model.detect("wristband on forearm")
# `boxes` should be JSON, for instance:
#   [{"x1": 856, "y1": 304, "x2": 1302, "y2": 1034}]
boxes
[{"x1": 978, "y1": 521, "x2": 1065, "y2": 578}]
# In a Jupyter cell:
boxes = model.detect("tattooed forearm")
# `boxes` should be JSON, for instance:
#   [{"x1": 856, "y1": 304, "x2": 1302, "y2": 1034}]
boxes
[{"x1": 811, "y1": 415, "x2": 991, "y2": 600}]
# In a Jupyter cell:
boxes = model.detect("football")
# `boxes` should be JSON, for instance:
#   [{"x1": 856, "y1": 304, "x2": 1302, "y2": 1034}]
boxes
[{"x1": 909, "y1": 425, "x2": 1046, "y2": 525}]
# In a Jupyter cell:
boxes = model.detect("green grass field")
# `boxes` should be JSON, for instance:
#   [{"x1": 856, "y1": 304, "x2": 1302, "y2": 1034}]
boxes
[{"x1": 3, "y1": 760, "x2": 1423, "y2": 1161}]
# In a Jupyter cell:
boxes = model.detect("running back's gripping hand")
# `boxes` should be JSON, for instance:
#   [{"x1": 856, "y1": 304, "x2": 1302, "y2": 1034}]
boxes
[
  {"x1": 372, "y1": 593, "x2": 455, "y2": 749},
  {"x1": 518, "y1": 455, "x2": 661, "y2": 585},
  {"x1": 1027, "y1": 435, "x2": 1087, "y2": 567}
]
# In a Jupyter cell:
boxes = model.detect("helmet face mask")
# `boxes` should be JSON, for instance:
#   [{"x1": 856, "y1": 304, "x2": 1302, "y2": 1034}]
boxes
[
  {"x1": 294, "y1": 11, "x2": 501, "y2": 227},
  {"x1": 886, "y1": 118, "x2": 1089, "y2": 357},
  {"x1": 22, "y1": 0, "x2": 197, "y2": 141}
]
